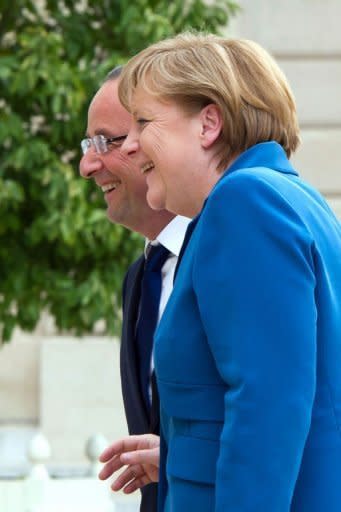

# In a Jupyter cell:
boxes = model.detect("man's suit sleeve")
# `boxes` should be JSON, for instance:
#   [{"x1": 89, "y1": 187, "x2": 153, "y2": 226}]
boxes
[
  {"x1": 120, "y1": 256, "x2": 159, "y2": 512},
  {"x1": 192, "y1": 172, "x2": 316, "y2": 511},
  {"x1": 122, "y1": 272, "x2": 128, "y2": 312},
  {"x1": 121, "y1": 262, "x2": 134, "y2": 315},
  {"x1": 120, "y1": 257, "x2": 145, "y2": 436},
  {"x1": 121, "y1": 256, "x2": 144, "y2": 329}
]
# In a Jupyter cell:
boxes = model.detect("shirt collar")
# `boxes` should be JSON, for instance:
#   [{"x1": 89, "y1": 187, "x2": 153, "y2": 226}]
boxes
[{"x1": 145, "y1": 215, "x2": 191, "y2": 257}]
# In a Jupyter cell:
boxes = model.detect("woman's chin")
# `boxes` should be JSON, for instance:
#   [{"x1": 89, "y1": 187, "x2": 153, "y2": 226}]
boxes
[{"x1": 146, "y1": 189, "x2": 166, "y2": 211}]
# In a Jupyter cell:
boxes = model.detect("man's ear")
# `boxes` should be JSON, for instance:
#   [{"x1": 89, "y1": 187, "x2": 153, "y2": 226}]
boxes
[{"x1": 199, "y1": 104, "x2": 223, "y2": 149}]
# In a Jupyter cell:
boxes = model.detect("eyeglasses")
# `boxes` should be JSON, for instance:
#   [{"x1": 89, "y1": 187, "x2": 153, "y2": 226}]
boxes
[{"x1": 80, "y1": 134, "x2": 127, "y2": 155}]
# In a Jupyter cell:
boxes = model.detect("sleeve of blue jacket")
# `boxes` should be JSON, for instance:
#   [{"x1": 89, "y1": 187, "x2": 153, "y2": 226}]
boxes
[{"x1": 192, "y1": 171, "x2": 317, "y2": 511}]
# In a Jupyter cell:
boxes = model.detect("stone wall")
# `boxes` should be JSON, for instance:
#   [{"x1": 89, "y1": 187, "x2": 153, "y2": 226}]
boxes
[
  {"x1": 230, "y1": 0, "x2": 341, "y2": 217},
  {"x1": 0, "y1": 335, "x2": 126, "y2": 468}
]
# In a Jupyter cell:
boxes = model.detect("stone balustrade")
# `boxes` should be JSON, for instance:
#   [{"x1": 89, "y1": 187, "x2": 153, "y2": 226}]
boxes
[{"x1": 0, "y1": 432, "x2": 139, "y2": 512}]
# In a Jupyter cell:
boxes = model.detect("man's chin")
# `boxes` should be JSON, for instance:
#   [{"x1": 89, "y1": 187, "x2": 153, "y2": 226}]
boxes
[{"x1": 107, "y1": 206, "x2": 124, "y2": 225}]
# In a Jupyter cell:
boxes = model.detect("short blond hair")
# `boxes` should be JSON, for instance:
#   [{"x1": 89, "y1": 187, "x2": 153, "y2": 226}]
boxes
[{"x1": 119, "y1": 32, "x2": 300, "y2": 170}]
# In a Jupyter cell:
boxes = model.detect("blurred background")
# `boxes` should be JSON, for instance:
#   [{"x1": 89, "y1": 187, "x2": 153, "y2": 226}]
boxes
[{"x1": 0, "y1": 0, "x2": 340, "y2": 510}]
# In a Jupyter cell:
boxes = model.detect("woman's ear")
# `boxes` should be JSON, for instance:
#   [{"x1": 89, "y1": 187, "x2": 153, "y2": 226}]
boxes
[{"x1": 199, "y1": 104, "x2": 223, "y2": 149}]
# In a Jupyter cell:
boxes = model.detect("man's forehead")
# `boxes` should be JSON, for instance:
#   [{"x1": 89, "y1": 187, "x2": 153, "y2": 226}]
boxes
[
  {"x1": 89, "y1": 81, "x2": 119, "y2": 111},
  {"x1": 87, "y1": 82, "x2": 132, "y2": 134}
]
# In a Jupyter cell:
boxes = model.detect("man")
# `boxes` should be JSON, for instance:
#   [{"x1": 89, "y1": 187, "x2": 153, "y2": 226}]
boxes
[{"x1": 79, "y1": 67, "x2": 189, "y2": 512}]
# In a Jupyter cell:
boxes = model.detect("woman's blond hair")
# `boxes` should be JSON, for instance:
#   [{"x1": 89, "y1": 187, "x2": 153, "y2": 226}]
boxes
[{"x1": 119, "y1": 32, "x2": 300, "y2": 170}]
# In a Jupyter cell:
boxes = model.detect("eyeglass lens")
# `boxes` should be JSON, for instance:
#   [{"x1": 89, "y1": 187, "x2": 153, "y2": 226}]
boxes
[{"x1": 81, "y1": 135, "x2": 107, "y2": 155}]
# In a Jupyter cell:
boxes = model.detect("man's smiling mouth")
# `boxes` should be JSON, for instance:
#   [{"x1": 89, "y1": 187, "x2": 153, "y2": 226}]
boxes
[{"x1": 101, "y1": 182, "x2": 119, "y2": 193}]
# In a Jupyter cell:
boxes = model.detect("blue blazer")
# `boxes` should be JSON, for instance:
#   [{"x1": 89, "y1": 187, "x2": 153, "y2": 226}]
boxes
[{"x1": 154, "y1": 142, "x2": 341, "y2": 511}]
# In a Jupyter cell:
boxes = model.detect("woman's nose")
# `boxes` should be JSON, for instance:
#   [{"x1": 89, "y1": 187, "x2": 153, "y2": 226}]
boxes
[{"x1": 120, "y1": 131, "x2": 140, "y2": 157}]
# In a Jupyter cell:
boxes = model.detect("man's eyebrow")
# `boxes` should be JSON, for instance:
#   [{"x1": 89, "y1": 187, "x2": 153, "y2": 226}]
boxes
[
  {"x1": 83, "y1": 130, "x2": 111, "y2": 138},
  {"x1": 94, "y1": 128, "x2": 111, "y2": 137},
  {"x1": 94, "y1": 128, "x2": 127, "y2": 138},
  {"x1": 85, "y1": 129, "x2": 126, "y2": 138}
]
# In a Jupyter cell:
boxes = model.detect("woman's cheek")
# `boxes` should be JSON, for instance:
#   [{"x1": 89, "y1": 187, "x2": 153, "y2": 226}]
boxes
[
  {"x1": 142, "y1": 126, "x2": 164, "y2": 159},
  {"x1": 140, "y1": 127, "x2": 154, "y2": 155}
]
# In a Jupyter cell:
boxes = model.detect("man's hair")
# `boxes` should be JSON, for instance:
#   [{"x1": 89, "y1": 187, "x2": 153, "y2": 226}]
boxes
[
  {"x1": 104, "y1": 65, "x2": 123, "y2": 83},
  {"x1": 118, "y1": 32, "x2": 300, "y2": 170}
]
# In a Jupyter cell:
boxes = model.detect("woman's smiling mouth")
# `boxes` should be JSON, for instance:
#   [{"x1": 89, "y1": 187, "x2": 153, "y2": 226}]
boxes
[{"x1": 141, "y1": 162, "x2": 155, "y2": 174}]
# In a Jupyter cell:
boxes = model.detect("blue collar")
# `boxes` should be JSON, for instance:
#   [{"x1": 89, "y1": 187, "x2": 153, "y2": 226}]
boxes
[{"x1": 223, "y1": 141, "x2": 298, "y2": 178}]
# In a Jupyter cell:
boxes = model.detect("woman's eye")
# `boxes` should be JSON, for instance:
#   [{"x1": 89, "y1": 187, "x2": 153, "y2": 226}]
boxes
[{"x1": 137, "y1": 118, "x2": 149, "y2": 126}]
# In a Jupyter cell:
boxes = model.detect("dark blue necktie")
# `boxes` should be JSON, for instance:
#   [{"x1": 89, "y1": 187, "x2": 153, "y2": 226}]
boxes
[{"x1": 136, "y1": 244, "x2": 170, "y2": 411}]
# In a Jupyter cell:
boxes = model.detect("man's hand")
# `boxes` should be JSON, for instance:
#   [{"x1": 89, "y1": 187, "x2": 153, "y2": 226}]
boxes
[{"x1": 98, "y1": 434, "x2": 160, "y2": 494}]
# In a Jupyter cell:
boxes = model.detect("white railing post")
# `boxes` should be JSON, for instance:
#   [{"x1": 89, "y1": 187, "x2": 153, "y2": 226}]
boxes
[
  {"x1": 24, "y1": 432, "x2": 51, "y2": 512},
  {"x1": 85, "y1": 433, "x2": 108, "y2": 478}
]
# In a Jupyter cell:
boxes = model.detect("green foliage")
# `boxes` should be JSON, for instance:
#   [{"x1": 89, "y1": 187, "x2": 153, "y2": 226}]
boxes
[{"x1": 0, "y1": 0, "x2": 239, "y2": 342}]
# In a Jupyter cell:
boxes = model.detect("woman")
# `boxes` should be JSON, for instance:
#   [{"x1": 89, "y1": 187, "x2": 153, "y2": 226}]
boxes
[{"x1": 118, "y1": 33, "x2": 341, "y2": 511}]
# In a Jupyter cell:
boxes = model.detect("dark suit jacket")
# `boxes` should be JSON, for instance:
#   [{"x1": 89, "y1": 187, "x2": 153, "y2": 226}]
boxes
[{"x1": 120, "y1": 254, "x2": 159, "y2": 512}]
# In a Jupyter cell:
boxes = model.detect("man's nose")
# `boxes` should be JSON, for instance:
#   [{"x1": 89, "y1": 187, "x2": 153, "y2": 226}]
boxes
[{"x1": 79, "y1": 150, "x2": 103, "y2": 179}]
